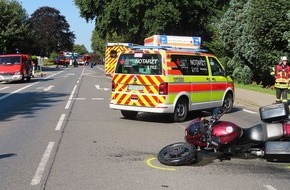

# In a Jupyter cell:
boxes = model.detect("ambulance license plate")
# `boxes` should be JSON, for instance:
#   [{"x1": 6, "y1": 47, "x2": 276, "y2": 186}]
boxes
[{"x1": 128, "y1": 85, "x2": 144, "y2": 91}]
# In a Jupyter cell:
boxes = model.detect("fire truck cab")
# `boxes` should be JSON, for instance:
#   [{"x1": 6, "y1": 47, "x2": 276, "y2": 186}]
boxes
[{"x1": 0, "y1": 54, "x2": 32, "y2": 82}]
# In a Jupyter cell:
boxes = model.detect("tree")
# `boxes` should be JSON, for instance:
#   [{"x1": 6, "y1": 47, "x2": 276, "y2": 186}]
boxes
[
  {"x1": 219, "y1": 0, "x2": 290, "y2": 85},
  {"x1": 75, "y1": 0, "x2": 230, "y2": 53},
  {"x1": 0, "y1": 0, "x2": 30, "y2": 53},
  {"x1": 28, "y1": 6, "x2": 75, "y2": 56},
  {"x1": 73, "y1": 44, "x2": 88, "y2": 55}
]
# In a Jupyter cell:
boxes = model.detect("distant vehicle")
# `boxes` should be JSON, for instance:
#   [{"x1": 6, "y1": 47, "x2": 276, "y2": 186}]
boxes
[
  {"x1": 0, "y1": 54, "x2": 32, "y2": 82},
  {"x1": 83, "y1": 54, "x2": 92, "y2": 66},
  {"x1": 105, "y1": 43, "x2": 138, "y2": 76},
  {"x1": 76, "y1": 55, "x2": 85, "y2": 65},
  {"x1": 54, "y1": 51, "x2": 70, "y2": 67}
]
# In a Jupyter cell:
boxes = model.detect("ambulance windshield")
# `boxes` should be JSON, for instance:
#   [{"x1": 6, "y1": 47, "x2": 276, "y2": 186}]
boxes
[{"x1": 115, "y1": 54, "x2": 162, "y2": 75}]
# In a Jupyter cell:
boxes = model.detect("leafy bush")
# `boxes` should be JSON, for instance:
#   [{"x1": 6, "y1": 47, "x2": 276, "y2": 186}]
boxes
[
  {"x1": 241, "y1": 65, "x2": 253, "y2": 85},
  {"x1": 233, "y1": 65, "x2": 253, "y2": 84}
]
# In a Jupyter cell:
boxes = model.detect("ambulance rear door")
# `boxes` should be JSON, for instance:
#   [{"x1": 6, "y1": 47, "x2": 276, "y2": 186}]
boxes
[{"x1": 112, "y1": 51, "x2": 165, "y2": 109}]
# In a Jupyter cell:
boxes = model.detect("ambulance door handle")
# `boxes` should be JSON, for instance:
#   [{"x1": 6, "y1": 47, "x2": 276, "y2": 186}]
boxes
[
  {"x1": 206, "y1": 77, "x2": 210, "y2": 81},
  {"x1": 211, "y1": 77, "x2": 216, "y2": 81}
]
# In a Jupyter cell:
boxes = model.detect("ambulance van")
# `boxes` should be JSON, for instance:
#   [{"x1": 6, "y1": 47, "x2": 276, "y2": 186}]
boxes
[
  {"x1": 109, "y1": 35, "x2": 234, "y2": 122},
  {"x1": 105, "y1": 43, "x2": 137, "y2": 76}
]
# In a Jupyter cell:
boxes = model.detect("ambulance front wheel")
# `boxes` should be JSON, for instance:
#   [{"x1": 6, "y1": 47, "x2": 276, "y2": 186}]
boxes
[
  {"x1": 121, "y1": 110, "x2": 138, "y2": 119},
  {"x1": 173, "y1": 98, "x2": 188, "y2": 122},
  {"x1": 222, "y1": 93, "x2": 233, "y2": 113}
]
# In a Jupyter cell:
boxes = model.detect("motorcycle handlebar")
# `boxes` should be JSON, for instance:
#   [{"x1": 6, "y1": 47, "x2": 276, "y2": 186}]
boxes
[{"x1": 205, "y1": 107, "x2": 225, "y2": 145}]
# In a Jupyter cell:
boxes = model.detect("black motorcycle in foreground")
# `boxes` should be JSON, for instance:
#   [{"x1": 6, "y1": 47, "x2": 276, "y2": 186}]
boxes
[{"x1": 158, "y1": 103, "x2": 290, "y2": 166}]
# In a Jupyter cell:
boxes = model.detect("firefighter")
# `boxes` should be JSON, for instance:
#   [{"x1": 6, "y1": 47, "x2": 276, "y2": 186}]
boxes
[{"x1": 271, "y1": 56, "x2": 289, "y2": 104}]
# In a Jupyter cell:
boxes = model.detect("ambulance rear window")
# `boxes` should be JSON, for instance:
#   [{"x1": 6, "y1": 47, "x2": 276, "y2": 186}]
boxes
[{"x1": 115, "y1": 54, "x2": 162, "y2": 75}]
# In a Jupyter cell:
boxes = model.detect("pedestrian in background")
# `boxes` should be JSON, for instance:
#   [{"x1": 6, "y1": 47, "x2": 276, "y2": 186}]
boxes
[{"x1": 271, "y1": 56, "x2": 289, "y2": 104}]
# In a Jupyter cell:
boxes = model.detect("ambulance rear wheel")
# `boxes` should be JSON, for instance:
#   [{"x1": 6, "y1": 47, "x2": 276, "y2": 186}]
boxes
[
  {"x1": 121, "y1": 110, "x2": 138, "y2": 119},
  {"x1": 173, "y1": 98, "x2": 188, "y2": 122}
]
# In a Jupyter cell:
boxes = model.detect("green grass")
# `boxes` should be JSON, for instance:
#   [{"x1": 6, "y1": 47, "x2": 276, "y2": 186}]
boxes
[{"x1": 235, "y1": 83, "x2": 276, "y2": 95}]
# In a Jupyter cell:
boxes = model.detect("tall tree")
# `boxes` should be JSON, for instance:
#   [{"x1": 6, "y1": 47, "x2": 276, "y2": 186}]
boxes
[
  {"x1": 219, "y1": 0, "x2": 290, "y2": 84},
  {"x1": 0, "y1": 0, "x2": 30, "y2": 53},
  {"x1": 73, "y1": 44, "x2": 88, "y2": 55},
  {"x1": 75, "y1": 0, "x2": 230, "y2": 52},
  {"x1": 28, "y1": 6, "x2": 75, "y2": 56}
]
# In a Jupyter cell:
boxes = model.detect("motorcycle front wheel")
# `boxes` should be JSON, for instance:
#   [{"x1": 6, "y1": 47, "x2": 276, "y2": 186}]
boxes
[{"x1": 157, "y1": 142, "x2": 197, "y2": 166}]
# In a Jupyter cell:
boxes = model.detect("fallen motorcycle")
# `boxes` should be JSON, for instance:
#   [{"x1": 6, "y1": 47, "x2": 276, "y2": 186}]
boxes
[{"x1": 158, "y1": 103, "x2": 290, "y2": 166}]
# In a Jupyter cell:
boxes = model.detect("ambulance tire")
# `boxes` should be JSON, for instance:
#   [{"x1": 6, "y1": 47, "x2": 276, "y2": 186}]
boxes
[
  {"x1": 173, "y1": 98, "x2": 188, "y2": 122},
  {"x1": 222, "y1": 93, "x2": 233, "y2": 113},
  {"x1": 121, "y1": 110, "x2": 138, "y2": 119}
]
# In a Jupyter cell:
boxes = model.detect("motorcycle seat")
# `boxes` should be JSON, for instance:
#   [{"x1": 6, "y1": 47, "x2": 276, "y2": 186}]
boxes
[{"x1": 243, "y1": 123, "x2": 283, "y2": 142}]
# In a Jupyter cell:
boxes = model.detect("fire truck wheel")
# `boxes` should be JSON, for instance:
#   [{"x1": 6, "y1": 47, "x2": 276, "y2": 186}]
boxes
[
  {"x1": 173, "y1": 98, "x2": 188, "y2": 122},
  {"x1": 222, "y1": 93, "x2": 233, "y2": 113},
  {"x1": 121, "y1": 110, "x2": 138, "y2": 119}
]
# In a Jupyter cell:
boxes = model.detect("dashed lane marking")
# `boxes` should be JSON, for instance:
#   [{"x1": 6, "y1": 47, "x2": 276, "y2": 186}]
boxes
[
  {"x1": 74, "y1": 98, "x2": 86, "y2": 100},
  {"x1": 65, "y1": 85, "x2": 77, "y2": 109},
  {"x1": 31, "y1": 142, "x2": 55, "y2": 186},
  {"x1": 146, "y1": 157, "x2": 176, "y2": 171},
  {"x1": 55, "y1": 114, "x2": 66, "y2": 131},
  {"x1": 92, "y1": 98, "x2": 104, "y2": 100}
]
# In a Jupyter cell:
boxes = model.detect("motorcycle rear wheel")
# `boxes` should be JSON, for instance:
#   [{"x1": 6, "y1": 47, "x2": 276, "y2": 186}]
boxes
[{"x1": 158, "y1": 142, "x2": 197, "y2": 166}]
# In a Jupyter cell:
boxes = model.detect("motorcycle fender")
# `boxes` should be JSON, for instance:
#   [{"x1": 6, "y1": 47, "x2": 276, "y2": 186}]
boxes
[{"x1": 265, "y1": 141, "x2": 290, "y2": 162}]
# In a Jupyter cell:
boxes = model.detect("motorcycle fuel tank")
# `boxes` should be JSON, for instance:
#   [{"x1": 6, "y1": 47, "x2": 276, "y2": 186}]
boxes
[
  {"x1": 185, "y1": 119, "x2": 242, "y2": 147},
  {"x1": 212, "y1": 121, "x2": 242, "y2": 144}
]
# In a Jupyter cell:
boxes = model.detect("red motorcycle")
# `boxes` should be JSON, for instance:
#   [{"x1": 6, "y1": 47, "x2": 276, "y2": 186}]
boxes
[{"x1": 158, "y1": 103, "x2": 290, "y2": 166}]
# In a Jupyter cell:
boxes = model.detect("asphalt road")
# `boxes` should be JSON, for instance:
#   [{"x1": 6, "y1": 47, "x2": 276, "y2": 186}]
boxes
[{"x1": 0, "y1": 65, "x2": 289, "y2": 190}]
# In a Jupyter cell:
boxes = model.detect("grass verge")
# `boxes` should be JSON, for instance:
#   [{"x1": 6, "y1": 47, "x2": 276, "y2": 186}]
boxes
[{"x1": 235, "y1": 83, "x2": 276, "y2": 96}]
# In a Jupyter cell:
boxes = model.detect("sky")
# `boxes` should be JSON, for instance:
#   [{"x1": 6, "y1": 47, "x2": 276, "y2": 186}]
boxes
[{"x1": 18, "y1": 0, "x2": 95, "y2": 52}]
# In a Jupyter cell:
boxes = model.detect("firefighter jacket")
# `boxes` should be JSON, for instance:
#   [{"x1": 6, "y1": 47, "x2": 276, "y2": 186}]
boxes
[{"x1": 271, "y1": 64, "x2": 290, "y2": 88}]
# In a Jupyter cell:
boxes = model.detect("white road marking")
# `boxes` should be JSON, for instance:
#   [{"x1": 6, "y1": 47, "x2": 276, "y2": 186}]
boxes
[
  {"x1": 55, "y1": 114, "x2": 66, "y2": 131},
  {"x1": 243, "y1": 108, "x2": 258, "y2": 114},
  {"x1": 31, "y1": 142, "x2": 55, "y2": 186},
  {"x1": 74, "y1": 98, "x2": 86, "y2": 100},
  {"x1": 0, "y1": 82, "x2": 39, "y2": 101},
  {"x1": 44, "y1": 85, "x2": 54, "y2": 91},
  {"x1": 92, "y1": 98, "x2": 104, "y2": 100},
  {"x1": 264, "y1": 185, "x2": 278, "y2": 190},
  {"x1": 65, "y1": 85, "x2": 77, "y2": 109},
  {"x1": 37, "y1": 85, "x2": 54, "y2": 91},
  {"x1": 0, "y1": 86, "x2": 9, "y2": 91},
  {"x1": 44, "y1": 70, "x2": 65, "y2": 79},
  {"x1": 95, "y1": 85, "x2": 110, "y2": 91}
]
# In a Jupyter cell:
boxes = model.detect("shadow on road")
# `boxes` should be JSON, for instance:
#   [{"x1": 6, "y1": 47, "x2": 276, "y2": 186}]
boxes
[{"x1": 0, "y1": 153, "x2": 17, "y2": 160}]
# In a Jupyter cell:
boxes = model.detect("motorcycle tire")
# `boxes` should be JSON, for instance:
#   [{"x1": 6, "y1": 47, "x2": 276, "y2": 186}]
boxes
[{"x1": 157, "y1": 142, "x2": 197, "y2": 166}]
